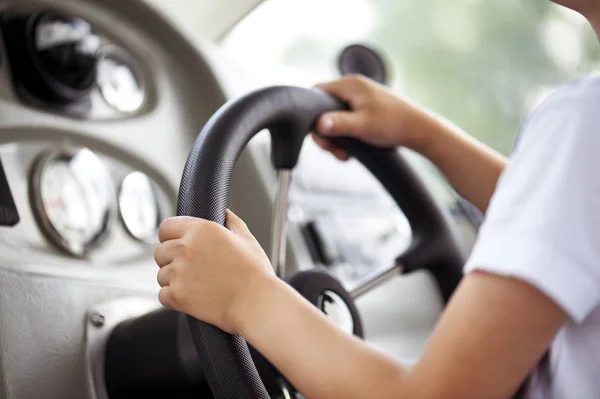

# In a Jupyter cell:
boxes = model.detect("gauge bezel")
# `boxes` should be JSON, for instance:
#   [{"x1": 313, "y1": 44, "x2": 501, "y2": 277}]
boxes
[
  {"x1": 29, "y1": 146, "x2": 117, "y2": 257},
  {"x1": 118, "y1": 171, "x2": 161, "y2": 244},
  {"x1": 25, "y1": 10, "x2": 99, "y2": 103},
  {"x1": 96, "y1": 44, "x2": 147, "y2": 113}
]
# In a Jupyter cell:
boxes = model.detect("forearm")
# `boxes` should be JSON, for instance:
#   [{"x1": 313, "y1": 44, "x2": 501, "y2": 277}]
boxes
[
  {"x1": 409, "y1": 112, "x2": 507, "y2": 213},
  {"x1": 239, "y1": 276, "x2": 407, "y2": 399}
]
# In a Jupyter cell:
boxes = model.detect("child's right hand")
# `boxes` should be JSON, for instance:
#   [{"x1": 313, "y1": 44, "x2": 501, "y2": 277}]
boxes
[{"x1": 313, "y1": 75, "x2": 430, "y2": 160}]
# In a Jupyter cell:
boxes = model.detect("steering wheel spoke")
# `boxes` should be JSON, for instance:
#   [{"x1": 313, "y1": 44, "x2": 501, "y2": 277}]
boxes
[
  {"x1": 349, "y1": 263, "x2": 404, "y2": 299},
  {"x1": 270, "y1": 169, "x2": 293, "y2": 278}
]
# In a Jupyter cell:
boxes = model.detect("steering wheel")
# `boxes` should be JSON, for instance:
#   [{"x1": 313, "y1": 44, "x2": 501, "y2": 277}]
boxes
[{"x1": 177, "y1": 86, "x2": 465, "y2": 399}]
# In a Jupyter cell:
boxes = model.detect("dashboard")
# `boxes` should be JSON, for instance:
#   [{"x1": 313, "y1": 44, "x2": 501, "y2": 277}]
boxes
[
  {"x1": 0, "y1": 1, "x2": 476, "y2": 398},
  {"x1": 0, "y1": 5, "x2": 181, "y2": 271},
  {"x1": 2, "y1": 141, "x2": 172, "y2": 261}
]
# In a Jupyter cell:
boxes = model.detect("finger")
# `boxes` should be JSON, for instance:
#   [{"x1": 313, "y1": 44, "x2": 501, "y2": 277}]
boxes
[
  {"x1": 332, "y1": 148, "x2": 350, "y2": 161},
  {"x1": 157, "y1": 264, "x2": 174, "y2": 287},
  {"x1": 314, "y1": 75, "x2": 366, "y2": 104},
  {"x1": 158, "y1": 216, "x2": 196, "y2": 243},
  {"x1": 315, "y1": 111, "x2": 368, "y2": 138},
  {"x1": 311, "y1": 134, "x2": 336, "y2": 151},
  {"x1": 311, "y1": 134, "x2": 350, "y2": 161},
  {"x1": 154, "y1": 239, "x2": 182, "y2": 267},
  {"x1": 225, "y1": 209, "x2": 251, "y2": 237},
  {"x1": 158, "y1": 286, "x2": 175, "y2": 309}
]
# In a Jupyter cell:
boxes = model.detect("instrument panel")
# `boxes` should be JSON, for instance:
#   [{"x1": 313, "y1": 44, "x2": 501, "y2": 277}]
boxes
[
  {"x1": 0, "y1": 5, "x2": 172, "y2": 259},
  {"x1": 0, "y1": 140, "x2": 173, "y2": 261},
  {"x1": 28, "y1": 146, "x2": 164, "y2": 257},
  {"x1": 0, "y1": 7, "x2": 149, "y2": 118},
  {"x1": 29, "y1": 147, "x2": 117, "y2": 256},
  {"x1": 118, "y1": 171, "x2": 161, "y2": 244},
  {"x1": 96, "y1": 45, "x2": 146, "y2": 113}
]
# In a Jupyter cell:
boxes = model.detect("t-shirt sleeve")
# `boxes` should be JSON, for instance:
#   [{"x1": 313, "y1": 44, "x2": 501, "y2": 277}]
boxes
[{"x1": 464, "y1": 83, "x2": 600, "y2": 323}]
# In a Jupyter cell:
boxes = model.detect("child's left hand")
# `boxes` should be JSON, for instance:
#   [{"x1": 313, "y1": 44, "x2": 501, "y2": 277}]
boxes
[{"x1": 154, "y1": 209, "x2": 276, "y2": 334}]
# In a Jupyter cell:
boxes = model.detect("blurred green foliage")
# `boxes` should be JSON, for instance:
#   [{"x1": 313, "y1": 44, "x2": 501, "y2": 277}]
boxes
[{"x1": 269, "y1": 0, "x2": 600, "y2": 154}]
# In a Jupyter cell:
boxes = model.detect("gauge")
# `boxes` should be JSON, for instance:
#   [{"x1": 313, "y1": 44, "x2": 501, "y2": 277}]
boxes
[
  {"x1": 33, "y1": 12, "x2": 100, "y2": 97},
  {"x1": 97, "y1": 46, "x2": 146, "y2": 113},
  {"x1": 118, "y1": 172, "x2": 160, "y2": 243},
  {"x1": 30, "y1": 147, "x2": 116, "y2": 256},
  {"x1": 0, "y1": 10, "x2": 100, "y2": 104}
]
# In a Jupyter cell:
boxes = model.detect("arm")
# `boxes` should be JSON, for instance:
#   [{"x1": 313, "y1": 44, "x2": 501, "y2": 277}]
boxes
[
  {"x1": 156, "y1": 85, "x2": 600, "y2": 399},
  {"x1": 409, "y1": 114, "x2": 506, "y2": 213},
  {"x1": 240, "y1": 271, "x2": 565, "y2": 399},
  {"x1": 313, "y1": 75, "x2": 506, "y2": 213},
  {"x1": 155, "y1": 212, "x2": 565, "y2": 399}
]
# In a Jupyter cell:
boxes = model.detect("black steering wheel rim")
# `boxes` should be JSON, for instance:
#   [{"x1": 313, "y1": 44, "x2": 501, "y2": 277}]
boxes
[{"x1": 177, "y1": 86, "x2": 465, "y2": 399}]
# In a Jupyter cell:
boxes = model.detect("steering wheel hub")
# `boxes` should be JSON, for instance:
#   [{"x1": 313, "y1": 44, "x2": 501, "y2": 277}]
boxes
[{"x1": 318, "y1": 290, "x2": 355, "y2": 335}]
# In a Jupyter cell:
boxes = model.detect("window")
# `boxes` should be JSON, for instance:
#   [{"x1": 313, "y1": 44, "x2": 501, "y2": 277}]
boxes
[{"x1": 223, "y1": 0, "x2": 600, "y2": 155}]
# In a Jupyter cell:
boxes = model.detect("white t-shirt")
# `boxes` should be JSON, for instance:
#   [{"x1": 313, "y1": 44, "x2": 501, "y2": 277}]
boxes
[{"x1": 464, "y1": 77, "x2": 600, "y2": 399}]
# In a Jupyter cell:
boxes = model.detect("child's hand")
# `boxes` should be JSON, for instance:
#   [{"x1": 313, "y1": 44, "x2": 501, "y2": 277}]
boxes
[
  {"x1": 154, "y1": 209, "x2": 275, "y2": 334},
  {"x1": 313, "y1": 75, "x2": 429, "y2": 160}
]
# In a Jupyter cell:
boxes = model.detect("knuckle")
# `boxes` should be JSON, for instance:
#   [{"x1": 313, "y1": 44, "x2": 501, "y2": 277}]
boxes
[
  {"x1": 157, "y1": 266, "x2": 173, "y2": 286},
  {"x1": 236, "y1": 218, "x2": 248, "y2": 231},
  {"x1": 157, "y1": 271, "x2": 165, "y2": 286},
  {"x1": 158, "y1": 288, "x2": 171, "y2": 307},
  {"x1": 169, "y1": 285, "x2": 186, "y2": 309},
  {"x1": 153, "y1": 247, "x2": 162, "y2": 264},
  {"x1": 159, "y1": 218, "x2": 171, "y2": 231},
  {"x1": 347, "y1": 73, "x2": 367, "y2": 86},
  {"x1": 179, "y1": 236, "x2": 196, "y2": 259},
  {"x1": 189, "y1": 219, "x2": 205, "y2": 237},
  {"x1": 157, "y1": 220, "x2": 170, "y2": 242}
]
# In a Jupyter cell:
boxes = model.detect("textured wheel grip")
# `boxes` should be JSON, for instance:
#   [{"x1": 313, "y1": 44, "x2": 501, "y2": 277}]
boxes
[{"x1": 178, "y1": 87, "x2": 345, "y2": 399}]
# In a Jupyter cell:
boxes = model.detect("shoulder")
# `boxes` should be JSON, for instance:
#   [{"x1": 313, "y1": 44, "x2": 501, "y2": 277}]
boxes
[
  {"x1": 534, "y1": 76, "x2": 600, "y2": 115},
  {"x1": 515, "y1": 76, "x2": 600, "y2": 156},
  {"x1": 466, "y1": 78, "x2": 600, "y2": 323}
]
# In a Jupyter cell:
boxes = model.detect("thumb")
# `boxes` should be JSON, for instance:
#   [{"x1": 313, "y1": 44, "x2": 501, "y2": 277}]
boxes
[
  {"x1": 225, "y1": 209, "x2": 252, "y2": 237},
  {"x1": 316, "y1": 111, "x2": 368, "y2": 138}
]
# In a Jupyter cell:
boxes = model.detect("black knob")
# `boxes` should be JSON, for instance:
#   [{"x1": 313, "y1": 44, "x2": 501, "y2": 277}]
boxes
[
  {"x1": 337, "y1": 44, "x2": 388, "y2": 85},
  {"x1": 1, "y1": 10, "x2": 100, "y2": 104}
]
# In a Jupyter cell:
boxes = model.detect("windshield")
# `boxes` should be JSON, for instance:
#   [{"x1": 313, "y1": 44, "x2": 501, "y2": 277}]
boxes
[{"x1": 223, "y1": 0, "x2": 600, "y2": 154}]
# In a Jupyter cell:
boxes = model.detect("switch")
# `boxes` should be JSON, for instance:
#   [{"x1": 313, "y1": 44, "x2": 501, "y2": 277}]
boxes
[
  {"x1": 302, "y1": 220, "x2": 340, "y2": 266},
  {"x1": 0, "y1": 158, "x2": 19, "y2": 227}
]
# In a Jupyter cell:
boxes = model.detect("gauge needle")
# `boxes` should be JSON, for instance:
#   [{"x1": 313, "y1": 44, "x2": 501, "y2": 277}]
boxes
[{"x1": 46, "y1": 198, "x2": 66, "y2": 210}]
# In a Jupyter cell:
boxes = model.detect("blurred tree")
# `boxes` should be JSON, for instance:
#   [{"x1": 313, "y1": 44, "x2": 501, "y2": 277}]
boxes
[{"x1": 265, "y1": 0, "x2": 600, "y2": 154}]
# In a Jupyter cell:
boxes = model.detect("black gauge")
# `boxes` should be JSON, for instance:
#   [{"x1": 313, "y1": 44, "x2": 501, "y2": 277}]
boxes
[
  {"x1": 119, "y1": 172, "x2": 160, "y2": 243},
  {"x1": 338, "y1": 44, "x2": 388, "y2": 85},
  {"x1": 97, "y1": 46, "x2": 145, "y2": 113},
  {"x1": 30, "y1": 147, "x2": 116, "y2": 256},
  {"x1": 32, "y1": 12, "x2": 99, "y2": 95},
  {"x1": 0, "y1": 10, "x2": 100, "y2": 104}
]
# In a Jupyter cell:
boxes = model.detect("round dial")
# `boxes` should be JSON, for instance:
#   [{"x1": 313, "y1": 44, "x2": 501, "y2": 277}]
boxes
[
  {"x1": 97, "y1": 47, "x2": 145, "y2": 113},
  {"x1": 119, "y1": 172, "x2": 160, "y2": 243},
  {"x1": 29, "y1": 11, "x2": 100, "y2": 102},
  {"x1": 34, "y1": 13, "x2": 99, "y2": 90},
  {"x1": 30, "y1": 147, "x2": 116, "y2": 256}
]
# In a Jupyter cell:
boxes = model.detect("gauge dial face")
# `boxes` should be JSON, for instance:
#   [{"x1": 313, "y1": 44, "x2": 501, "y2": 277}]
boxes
[
  {"x1": 34, "y1": 13, "x2": 100, "y2": 91},
  {"x1": 97, "y1": 48, "x2": 145, "y2": 113},
  {"x1": 31, "y1": 148, "x2": 116, "y2": 256},
  {"x1": 119, "y1": 172, "x2": 160, "y2": 243}
]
